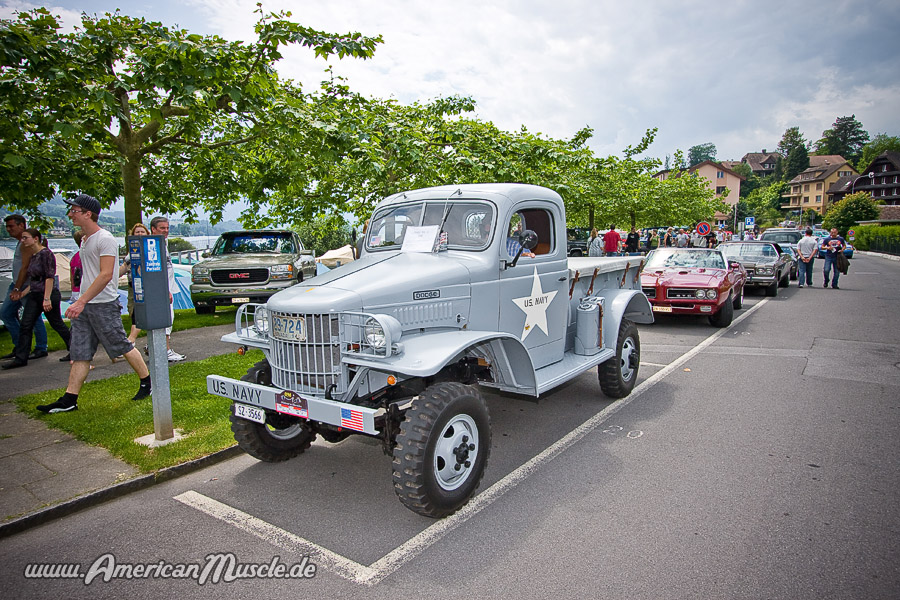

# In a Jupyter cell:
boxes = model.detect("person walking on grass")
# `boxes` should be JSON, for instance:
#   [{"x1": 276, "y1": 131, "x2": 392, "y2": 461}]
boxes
[
  {"x1": 36, "y1": 195, "x2": 151, "y2": 414},
  {"x1": 1, "y1": 214, "x2": 48, "y2": 360},
  {"x1": 2, "y1": 229, "x2": 71, "y2": 370},
  {"x1": 149, "y1": 216, "x2": 185, "y2": 362}
]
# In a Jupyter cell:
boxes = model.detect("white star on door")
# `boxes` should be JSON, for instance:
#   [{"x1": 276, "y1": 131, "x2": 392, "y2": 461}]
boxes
[{"x1": 511, "y1": 266, "x2": 558, "y2": 341}]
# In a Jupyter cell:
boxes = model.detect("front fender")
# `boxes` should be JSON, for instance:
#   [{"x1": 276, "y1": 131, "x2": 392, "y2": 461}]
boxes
[
  {"x1": 595, "y1": 288, "x2": 653, "y2": 349},
  {"x1": 343, "y1": 330, "x2": 539, "y2": 395}
]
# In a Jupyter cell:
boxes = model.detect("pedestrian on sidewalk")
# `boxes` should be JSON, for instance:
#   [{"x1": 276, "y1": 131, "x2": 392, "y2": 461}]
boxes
[
  {"x1": 624, "y1": 227, "x2": 640, "y2": 254},
  {"x1": 2, "y1": 229, "x2": 71, "y2": 370},
  {"x1": 588, "y1": 228, "x2": 602, "y2": 257},
  {"x1": 796, "y1": 228, "x2": 818, "y2": 287},
  {"x1": 149, "y1": 216, "x2": 185, "y2": 362},
  {"x1": 36, "y1": 194, "x2": 151, "y2": 414},
  {"x1": 1, "y1": 214, "x2": 48, "y2": 360},
  {"x1": 821, "y1": 227, "x2": 846, "y2": 289}
]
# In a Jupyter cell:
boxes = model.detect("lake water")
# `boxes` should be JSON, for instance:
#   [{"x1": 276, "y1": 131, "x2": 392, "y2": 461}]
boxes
[{"x1": 1, "y1": 235, "x2": 219, "y2": 252}]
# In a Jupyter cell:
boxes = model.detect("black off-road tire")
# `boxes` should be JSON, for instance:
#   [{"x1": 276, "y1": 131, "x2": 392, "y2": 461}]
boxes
[
  {"x1": 195, "y1": 304, "x2": 215, "y2": 315},
  {"x1": 598, "y1": 319, "x2": 640, "y2": 398},
  {"x1": 709, "y1": 294, "x2": 734, "y2": 327},
  {"x1": 392, "y1": 382, "x2": 491, "y2": 518},
  {"x1": 732, "y1": 284, "x2": 744, "y2": 309},
  {"x1": 229, "y1": 359, "x2": 316, "y2": 462}
]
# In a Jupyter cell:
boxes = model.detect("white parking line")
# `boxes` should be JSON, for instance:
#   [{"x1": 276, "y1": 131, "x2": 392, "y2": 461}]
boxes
[{"x1": 176, "y1": 298, "x2": 770, "y2": 586}]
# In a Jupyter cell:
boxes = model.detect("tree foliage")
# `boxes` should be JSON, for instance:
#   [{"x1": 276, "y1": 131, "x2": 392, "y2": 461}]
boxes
[
  {"x1": 776, "y1": 126, "x2": 807, "y2": 158},
  {"x1": 784, "y1": 144, "x2": 810, "y2": 181},
  {"x1": 687, "y1": 142, "x2": 716, "y2": 166},
  {"x1": 813, "y1": 115, "x2": 870, "y2": 163},
  {"x1": 0, "y1": 6, "x2": 382, "y2": 226},
  {"x1": 822, "y1": 191, "x2": 880, "y2": 234},
  {"x1": 856, "y1": 133, "x2": 900, "y2": 172}
]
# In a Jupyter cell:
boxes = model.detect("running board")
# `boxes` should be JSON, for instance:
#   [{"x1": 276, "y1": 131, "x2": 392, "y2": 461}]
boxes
[{"x1": 534, "y1": 348, "x2": 616, "y2": 395}]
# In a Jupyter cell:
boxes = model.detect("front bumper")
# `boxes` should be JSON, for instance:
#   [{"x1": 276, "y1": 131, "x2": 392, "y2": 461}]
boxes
[
  {"x1": 648, "y1": 299, "x2": 722, "y2": 315},
  {"x1": 191, "y1": 281, "x2": 296, "y2": 306},
  {"x1": 208, "y1": 375, "x2": 379, "y2": 435}
]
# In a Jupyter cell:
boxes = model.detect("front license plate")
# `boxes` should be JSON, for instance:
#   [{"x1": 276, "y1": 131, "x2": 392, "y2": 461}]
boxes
[
  {"x1": 652, "y1": 305, "x2": 673, "y2": 313},
  {"x1": 272, "y1": 315, "x2": 306, "y2": 341},
  {"x1": 231, "y1": 297, "x2": 251, "y2": 304},
  {"x1": 234, "y1": 403, "x2": 265, "y2": 424}
]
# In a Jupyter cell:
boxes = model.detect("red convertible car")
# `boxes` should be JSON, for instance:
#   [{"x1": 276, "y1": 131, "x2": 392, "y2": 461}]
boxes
[{"x1": 640, "y1": 248, "x2": 747, "y2": 327}]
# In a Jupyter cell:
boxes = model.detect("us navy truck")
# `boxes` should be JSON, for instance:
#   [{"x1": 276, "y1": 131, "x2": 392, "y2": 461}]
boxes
[{"x1": 207, "y1": 183, "x2": 653, "y2": 517}]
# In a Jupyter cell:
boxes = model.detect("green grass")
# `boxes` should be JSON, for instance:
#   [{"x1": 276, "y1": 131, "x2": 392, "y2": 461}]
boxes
[
  {"x1": 13, "y1": 350, "x2": 263, "y2": 472},
  {"x1": 0, "y1": 306, "x2": 237, "y2": 355}
]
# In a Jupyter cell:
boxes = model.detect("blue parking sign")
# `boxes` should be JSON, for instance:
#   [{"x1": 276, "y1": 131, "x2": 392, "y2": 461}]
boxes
[{"x1": 745, "y1": 217, "x2": 755, "y2": 227}]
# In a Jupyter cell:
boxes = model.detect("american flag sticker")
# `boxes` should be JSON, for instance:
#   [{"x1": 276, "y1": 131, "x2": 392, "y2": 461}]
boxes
[{"x1": 340, "y1": 407, "x2": 365, "y2": 432}]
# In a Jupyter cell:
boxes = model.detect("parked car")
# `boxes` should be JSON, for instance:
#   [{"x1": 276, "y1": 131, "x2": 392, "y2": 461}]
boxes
[
  {"x1": 783, "y1": 246, "x2": 799, "y2": 280},
  {"x1": 718, "y1": 241, "x2": 792, "y2": 297},
  {"x1": 566, "y1": 227, "x2": 591, "y2": 256},
  {"x1": 190, "y1": 230, "x2": 316, "y2": 314},
  {"x1": 640, "y1": 248, "x2": 746, "y2": 327}
]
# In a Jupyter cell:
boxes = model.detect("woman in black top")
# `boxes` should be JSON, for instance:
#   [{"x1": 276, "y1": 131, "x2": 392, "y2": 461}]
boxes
[{"x1": 2, "y1": 229, "x2": 71, "y2": 369}]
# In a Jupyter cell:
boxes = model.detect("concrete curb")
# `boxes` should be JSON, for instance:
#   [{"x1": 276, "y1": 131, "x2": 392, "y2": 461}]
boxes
[
  {"x1": 0, "y1": 445, "x2": 244, "y2": 539},
  {"x1": 858, "y1": 250, "x2": 900, "y2": 261}
]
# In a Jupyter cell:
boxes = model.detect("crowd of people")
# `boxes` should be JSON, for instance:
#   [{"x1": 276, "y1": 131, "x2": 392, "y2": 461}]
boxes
[{"x1": 1, "y1": 195, "x2": 185, "y2": 413}]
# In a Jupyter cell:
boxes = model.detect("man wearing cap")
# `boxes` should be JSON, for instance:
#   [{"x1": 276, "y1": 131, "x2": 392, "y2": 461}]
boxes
[{"x1": 36, "y1": 194, "x2": 151, "y2": 413}]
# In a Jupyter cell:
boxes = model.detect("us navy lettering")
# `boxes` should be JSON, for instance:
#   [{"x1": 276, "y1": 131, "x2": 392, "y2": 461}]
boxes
[{"x1": 230, "y1": 383, "x2": 261, "y2": 404}]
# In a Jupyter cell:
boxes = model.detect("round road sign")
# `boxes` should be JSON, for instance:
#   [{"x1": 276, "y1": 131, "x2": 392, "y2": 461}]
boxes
[{"x1": 697, "y1": 222, "x2": 711, "y2": 236}]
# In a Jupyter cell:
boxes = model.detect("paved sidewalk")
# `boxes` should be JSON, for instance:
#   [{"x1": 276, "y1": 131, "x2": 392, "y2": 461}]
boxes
[{"x1": 0, "y1": 323, "x2": 237, "y2": 527}]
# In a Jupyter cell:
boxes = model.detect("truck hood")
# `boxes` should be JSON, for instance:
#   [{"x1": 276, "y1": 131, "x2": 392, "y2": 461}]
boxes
[
  {"x1": 267, "y1": 251, "x2": 471, "y2": 314},
  {"x1": 196, "y1": 254, "x2": 296, "y2": 269},
  {"x1": 641, "y1": 268, "x2": 726, "y2": 288}
]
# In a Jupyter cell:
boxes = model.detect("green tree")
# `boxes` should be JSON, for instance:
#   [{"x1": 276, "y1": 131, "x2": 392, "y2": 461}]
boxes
[
  {"x1": 813, "y1": 115, "x2": 870, "y2": 163},
  {"x1": 784, "y1": 144, "x2": 810, "y2": 181},
  {"x1": 0, "y1": 7, "x2": 381, "y2": 227},
  {"x1": 688, "y1": 142, "x2": 716, "y2": 166},
  {"x1": 294, "y1": 213, "x2": 354, "y2": 256},
  {"x1": 856, "y1": 133, "x2": 900, "y2": 171},
  {"x1": 822, "y1": 192, "x2": 880, "y2": 234},
  {"x1": 744, "y1": 182, "x2": 786, "y2": 228},
  {"x1": 776, "y1": 126, "x2": 807, "y2": 158}
]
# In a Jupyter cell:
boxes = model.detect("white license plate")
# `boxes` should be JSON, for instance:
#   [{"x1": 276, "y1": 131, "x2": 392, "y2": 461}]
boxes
[
  {"x1": 272, "y1": 315, "x2": 306, "y2": 341},
  {"x1": 652, "y1": 305, "x2": 673, "y2": 313},
  {"x1": 232, "y1": 297, "x2": 251, "y2": 304},
  {"x1": 234, "y1": 403, "x2": 265, "y2": 424}
]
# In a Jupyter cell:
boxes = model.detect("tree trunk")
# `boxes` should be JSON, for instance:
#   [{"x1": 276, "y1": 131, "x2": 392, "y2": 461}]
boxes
[
  {"x1": 588, "y1": 206, "x2": 594, "y2": 230},
  {"x1": 121, "y1": 154, "x2": 144, "y2": 230}
]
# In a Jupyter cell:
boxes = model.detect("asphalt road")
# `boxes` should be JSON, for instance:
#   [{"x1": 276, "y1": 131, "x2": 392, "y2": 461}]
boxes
[{"x1": 2, "y1": 254, "x2": 899, "y2": 599}]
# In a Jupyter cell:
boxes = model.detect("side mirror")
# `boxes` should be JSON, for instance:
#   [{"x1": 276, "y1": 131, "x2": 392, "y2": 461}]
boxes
[
  {"x1": 201, "y1": 251, "x2": 210, "y2": 258},
  {"x1": 300, "y1": 249, "x2": 313, "y2": 256},
  {"x1": 729, "y1": 261, "x2": 741, "y2": 269},
  {"x1": 521, "y1": 229, "x2": 538, "y2": 250}
]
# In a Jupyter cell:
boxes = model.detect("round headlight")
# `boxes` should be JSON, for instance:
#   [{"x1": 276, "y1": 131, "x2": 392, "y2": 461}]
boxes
[
  {"x1": 364, "y1": 317, "x2": 386, "y2": 349},
  {"x1": 706, "y1": 289, "x2": 718, "y2": 299},
  {"x1": 253, "y1": 306, "x2": 269, "y2": 335},
  {"x1": 694, "y1": 289, "x2": 706, "y2": 299}
]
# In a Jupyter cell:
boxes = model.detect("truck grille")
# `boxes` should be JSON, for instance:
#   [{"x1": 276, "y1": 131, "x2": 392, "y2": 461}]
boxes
[
  {"x1": 211, "y1": 268, "x2": 269, "y2": 285},
  {"x1": 269, "y1": 312, "x2": 344, "y2": 395}
]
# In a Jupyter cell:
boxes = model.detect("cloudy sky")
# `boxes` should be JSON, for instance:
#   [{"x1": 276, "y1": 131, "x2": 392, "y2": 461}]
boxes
[{"x1": 3, "y1": 0, "x2": 900, "y2": 198}]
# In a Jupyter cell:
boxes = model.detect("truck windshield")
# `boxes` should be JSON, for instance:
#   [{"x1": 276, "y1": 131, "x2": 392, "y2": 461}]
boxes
[
  {"x1": 211, "y1": 233, "x2": 295, "y2": 255},
  {"x1": 367, "y1": 201, "x2": 495, "y2": 251}
]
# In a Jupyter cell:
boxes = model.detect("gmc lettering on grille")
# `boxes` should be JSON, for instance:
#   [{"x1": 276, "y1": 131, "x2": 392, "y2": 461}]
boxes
[{"x1": 229, "y1": 273, "x2": 251, "y2": 279}]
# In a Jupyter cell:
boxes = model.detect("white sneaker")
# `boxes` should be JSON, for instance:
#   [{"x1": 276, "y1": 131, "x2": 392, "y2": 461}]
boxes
[{"x1": 167, "y1": 349, "x2": 185, "y2": 362}]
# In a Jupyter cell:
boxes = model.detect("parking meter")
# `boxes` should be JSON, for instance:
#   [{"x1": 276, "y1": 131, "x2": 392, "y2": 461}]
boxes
[
  {"x1": 127, "y1": 234, "x2": 177, "y2": 444},
  {"x1": 128, "y1": 234, "x2": 172, "y2": 330}
]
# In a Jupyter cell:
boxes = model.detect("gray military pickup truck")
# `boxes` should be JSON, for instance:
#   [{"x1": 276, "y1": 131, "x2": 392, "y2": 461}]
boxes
[
  {"x1": 190, "y1": 230, "x2": 316, "y2": 314},
  {"x1": 207, "y1": 184, "x2": 653, "y2": 517}
]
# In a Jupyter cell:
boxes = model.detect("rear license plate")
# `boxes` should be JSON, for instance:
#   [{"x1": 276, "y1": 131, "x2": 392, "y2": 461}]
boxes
[
  {"x1": 231, "y1": 297, "x2": 250, "y2": 304},
  {"x1": 234, "y1": 403, "x2": 265, "y2": 424},
  {"x1": 272, "y1": 315, "x2": 306, "y2": 341},
  {"x1": 652, "y1": 305, "x2": 673, "y2": 313}
]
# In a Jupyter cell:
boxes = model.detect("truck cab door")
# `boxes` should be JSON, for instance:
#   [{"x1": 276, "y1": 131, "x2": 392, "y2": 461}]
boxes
[{"x1": 499, "y1": 205, "x2": 568, "y2": 369}]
